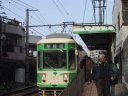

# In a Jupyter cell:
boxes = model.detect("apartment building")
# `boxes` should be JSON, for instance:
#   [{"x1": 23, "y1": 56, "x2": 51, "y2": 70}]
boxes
[{"x1": 113, "y1": 0, "x2": 128, "y2": 87}]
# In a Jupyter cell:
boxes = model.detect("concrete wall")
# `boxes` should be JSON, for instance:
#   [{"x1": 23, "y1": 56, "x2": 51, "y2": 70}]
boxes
[
  {"x1": 113, "y1": 0, "x2": 128, "y2": 52},
  {"x1": 113, "y1": 0, "x2": 128, "y2": 88},
  {"x1": 122, "y1": 36, "x2": 128, "y2": 89}
]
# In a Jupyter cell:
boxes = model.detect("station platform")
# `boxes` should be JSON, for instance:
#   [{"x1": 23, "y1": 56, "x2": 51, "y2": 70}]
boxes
[{"x1": 82, "y1": 82, "x2": 128, "y2": 96}]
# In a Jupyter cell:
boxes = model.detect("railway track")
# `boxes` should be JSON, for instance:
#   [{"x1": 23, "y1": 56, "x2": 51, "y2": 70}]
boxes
[{"x1": 0, "y1": 85, "x2": 40, "y2": 96}]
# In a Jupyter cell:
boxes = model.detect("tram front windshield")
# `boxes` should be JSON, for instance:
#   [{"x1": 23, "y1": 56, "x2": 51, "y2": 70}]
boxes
[{"x1": 43, "y1": 50, "x2": 66, "y2": 68}]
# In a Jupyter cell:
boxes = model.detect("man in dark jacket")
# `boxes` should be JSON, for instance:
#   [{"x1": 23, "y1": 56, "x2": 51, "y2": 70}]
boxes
[{"x1": 92, "y1": 53, "x2": 115, "y2": 96}]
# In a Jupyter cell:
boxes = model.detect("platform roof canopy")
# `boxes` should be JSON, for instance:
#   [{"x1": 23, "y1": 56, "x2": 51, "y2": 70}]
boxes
[{"x1": 73, "y1": 25, "x2": 116, "y2": 50}]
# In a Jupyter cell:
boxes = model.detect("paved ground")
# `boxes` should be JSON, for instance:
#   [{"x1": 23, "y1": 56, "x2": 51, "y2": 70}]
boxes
[
  {"x1": 82, "y1": 82, "x2": 128, "y2": 96},
  {"x1": 82, "y1": 82, "x2": 97, "y2": 96}
]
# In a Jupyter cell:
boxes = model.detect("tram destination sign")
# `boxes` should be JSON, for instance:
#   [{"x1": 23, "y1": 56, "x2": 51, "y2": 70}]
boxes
[{"x1": 73, "y1": 25, "x2": 115, "y2": 34}]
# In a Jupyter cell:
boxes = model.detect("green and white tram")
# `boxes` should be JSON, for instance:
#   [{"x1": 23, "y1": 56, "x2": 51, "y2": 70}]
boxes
[{"x1": 37, "y1": 37, "x2": 79, "y2": 95}]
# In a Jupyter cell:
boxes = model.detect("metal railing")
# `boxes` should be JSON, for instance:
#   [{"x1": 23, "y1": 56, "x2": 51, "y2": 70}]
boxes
[{"x1": 60, "y1": 68, "x2": 85, "y2": 96}]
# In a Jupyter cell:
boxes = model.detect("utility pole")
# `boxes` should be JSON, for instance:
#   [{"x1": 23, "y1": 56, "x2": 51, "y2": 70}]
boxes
[
  {"x1": 25, "y1": 9, "x2": 38, "y2": 85},
  {"x1": 99, "y1": 0, "x2": 102, "y2": 24},
  {"x1": 92, "y1": 0, "x2": 106, "y2": 24}
]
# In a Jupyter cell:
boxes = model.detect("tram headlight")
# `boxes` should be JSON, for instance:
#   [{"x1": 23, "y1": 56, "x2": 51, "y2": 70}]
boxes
[
  {"x1": 42, "y1": 73, "x2": 46, "y2": 82},
  {"x1": 63, "y1": 73, "x2": 68, "y2": 82}
]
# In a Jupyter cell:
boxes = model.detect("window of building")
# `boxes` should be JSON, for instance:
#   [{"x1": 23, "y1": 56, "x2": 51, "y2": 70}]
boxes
[
  {"x1": 122, "y1": 1, "x2": 128, "y2": 24},
  {"x1": 118, "y1": 13, "x2": 120, "y2": 32},
  {"x1": 20, "y1": 46, "x2": 23, "y2": 53}
]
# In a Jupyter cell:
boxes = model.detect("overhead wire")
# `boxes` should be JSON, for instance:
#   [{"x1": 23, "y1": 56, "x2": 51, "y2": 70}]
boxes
[
  {"x1": 4, "y1": 0, "x2": 47, "y2": 36},
  {"x1": 51, "y1": 0, "x2": 74, "y2": 34},
  {"x1": 12, "y1": 0, "x2": 72, "y2": 34},
  {"x1": 52, "y1": 0, "x2": 68, "y2": 21},
  {"x1": 33, "y1": 11, "x2": 55, "y2": 33},
  {"x1": 82, "y1": 0, "x2": 88, "y2": 23},
  {"x1": 30, "y1": 28, "x2": 46, "y2": 37},
  {"x1": 5, "y1": 0, "x2": 25, "y2": 13},
  {"x1": 17, "y1": 0, "x2": 37, "y2": 10},
  {"x1": 57, "y1": 0, "x2": 73, "y2": 21},
  {"x1": 10, "y1": 0, "x2": 30, "y2": 9},
  {"x1": 13, "y1": 0, "x2": 55, "y2": 33},
  {"x1": 2, "y1": 5, "x2": 25, "y2": 20}
]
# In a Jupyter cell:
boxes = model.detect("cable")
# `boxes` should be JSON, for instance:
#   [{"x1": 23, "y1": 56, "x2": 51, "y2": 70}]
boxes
[
  {"x1": 52, "y1": 0, "x2": 68, "y2": 21},
  {"x1": 33, "y1": 12, "x2": 45, "y2": 24},
  {"x1": 10, "y1": 0, "x2": 29, "y2": 8},
  {"x1": 2, "y1": 5, "x2": 25, "y2": 20},
  {"x1": 82, "y1": 0, "x2": 88, "y2": 23},
  {"x1": 5, "y1": 0, "x2": 51, "y2": 35},
  {"x1": 3, "y1": 4, "x2": 46, "y2": 36},
  {"x1": 17, "y1": 0, "x2": 37, "y2": 10},
  {"x1": 30, "y1": 28, "x2": 46, "y2": 37},
  {"x1": 57, "y1": 0, "x2": 73, "y2": 21},
  {"x1": 5, "y1": 0, "x2": 25, "y2": 13},
  {"x1": 11, "y1": 0, "x2": 54, "y2": 33},
  {"x1": 38, "y1": 11, "x2": 49, "y2": 25}
]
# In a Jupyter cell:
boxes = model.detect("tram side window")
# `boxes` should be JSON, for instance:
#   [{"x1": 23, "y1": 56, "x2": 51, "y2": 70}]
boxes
[{"x1": 69, "y1": 50, "x2": 75, "y2": 69}]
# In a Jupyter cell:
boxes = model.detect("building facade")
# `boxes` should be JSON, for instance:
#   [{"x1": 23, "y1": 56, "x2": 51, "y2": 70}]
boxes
[
  {"x1": 0, "y1": 17, "x2": 25, "y2": 83},
  {"x1": 0, "y1": 17, "x2": 25, "y2": 61},
  {"x1": 113, "y1": 0, "x2": 128, "y2": 88}
]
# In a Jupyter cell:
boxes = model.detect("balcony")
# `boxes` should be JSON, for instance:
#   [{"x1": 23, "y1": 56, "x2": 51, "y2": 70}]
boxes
[{"x1": 122, "y1": 1, "x2": 128, "y2": 25}]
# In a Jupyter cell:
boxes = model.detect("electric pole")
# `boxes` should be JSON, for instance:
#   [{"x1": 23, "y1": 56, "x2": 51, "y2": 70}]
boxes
[
  {"x1": 99, "y1": 0, "x2": 102, "y2": 24},
  {"x1": 25, "y1": 9, "x2": 38, "y2": 85},
  {"x1": 92, "y1": 0, "x2": 106, "y2": 25}
]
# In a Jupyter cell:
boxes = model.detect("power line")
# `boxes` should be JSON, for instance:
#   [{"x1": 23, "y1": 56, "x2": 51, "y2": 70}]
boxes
[
  {"x1": 5, "y1": 0, "x2": 25, "y2": 13},
  {"x1": 82, "y1": 0, "x2": 88, "y2": 23},
  {"x1": 2, "y1": 5, "x2": 25, "y2": 20},
  {"x1": 10, "y1": 0, "x2": 29, "y2": 8},
  {"x1": 52, "y1": 0, "x2": 68, "y2": 21},
  {"x1": 11, "y1": 0, "x2": 53, "y2": 33},
  {"x1": 5, "y1": 0, "x2": 50, "y2": 36},
  {"x1": 17, "y1": 0, "x2": 37, "y2": 10},
  {"x1": 30, "y1": 28, "x2": 46, "y2": 37},
  {"x1": 57, "y1": 0, "x2": 73, "y2": 21}
]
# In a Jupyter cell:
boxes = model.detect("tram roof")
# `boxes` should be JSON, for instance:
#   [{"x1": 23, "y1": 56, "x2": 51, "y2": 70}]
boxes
[{"x1": 37, "y1": 38, "x2": 75, "y2": 44}]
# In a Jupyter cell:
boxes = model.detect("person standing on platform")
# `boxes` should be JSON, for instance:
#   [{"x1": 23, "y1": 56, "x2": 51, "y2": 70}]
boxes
[{"x1": 92, "y1": 53, "x2": 115, "y2": 96}]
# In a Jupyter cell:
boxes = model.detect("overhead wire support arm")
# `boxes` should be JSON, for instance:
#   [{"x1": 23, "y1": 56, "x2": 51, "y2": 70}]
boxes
[{"x1": 26, "y1": 22, "x2": 75, "y2": 28}]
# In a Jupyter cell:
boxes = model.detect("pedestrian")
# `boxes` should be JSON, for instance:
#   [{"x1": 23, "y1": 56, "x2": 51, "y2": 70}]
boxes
[
  {"x1": 80, "y1": 55, "x2": 93, "y2": 82},
  {"x1": 92, "y1": 53, "x2": 115, "y2": 96}
]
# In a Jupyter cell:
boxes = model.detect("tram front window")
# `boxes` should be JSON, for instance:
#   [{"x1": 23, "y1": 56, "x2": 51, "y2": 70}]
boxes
[{"x1": 43, "y1": 50, "x2": 66, "y2": 68}]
